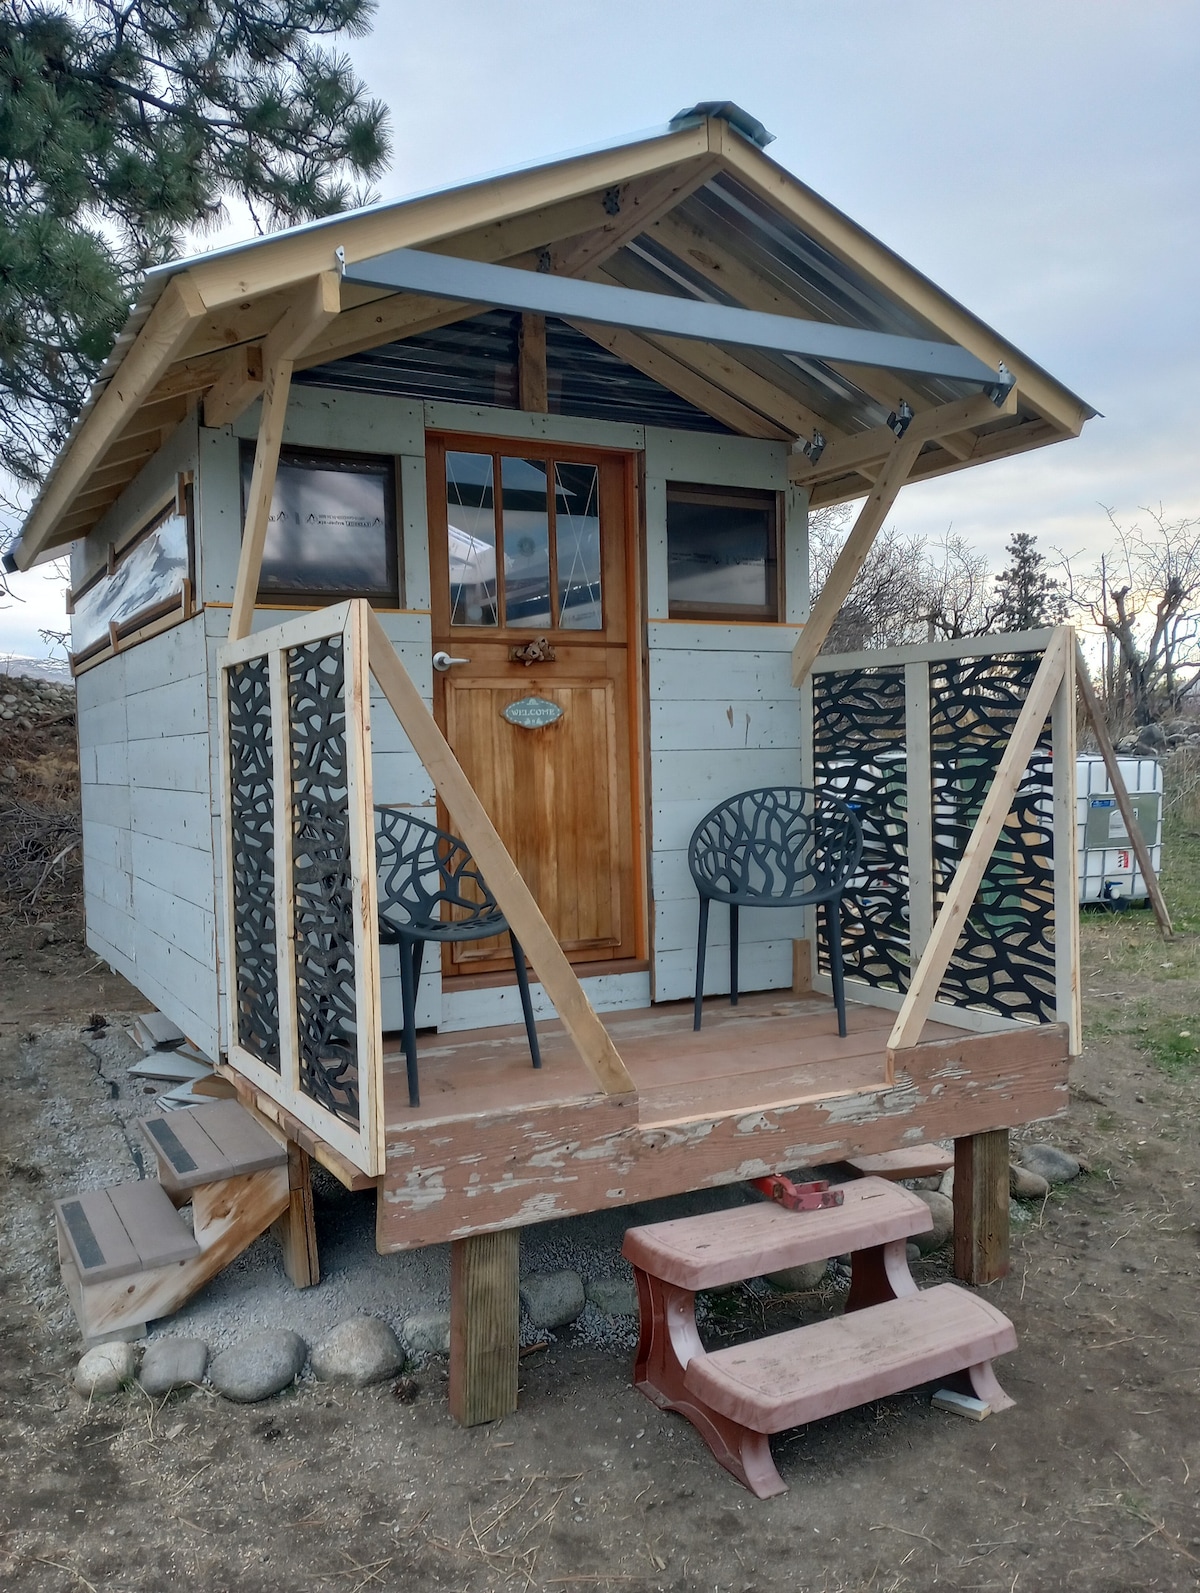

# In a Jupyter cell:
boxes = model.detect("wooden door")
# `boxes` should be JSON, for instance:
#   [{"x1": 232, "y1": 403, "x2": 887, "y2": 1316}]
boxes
[{"x1": 427, "y1": 435, "x2": 643, "y2": 977}]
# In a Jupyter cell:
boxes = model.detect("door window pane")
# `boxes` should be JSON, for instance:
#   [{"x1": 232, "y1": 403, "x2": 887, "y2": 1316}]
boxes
[
  {"x1": 666, "y1": 487, "x2": 778, "y2": 619},
  {"x1": 502, "y1": 456, "x2": 551, "y2": 628},
  {"x1": 555, "y1": 463, "x2": 602, "y2": 630},
  {"x1": 446, "y1": 451, "x2": 498, "y2": 626}
]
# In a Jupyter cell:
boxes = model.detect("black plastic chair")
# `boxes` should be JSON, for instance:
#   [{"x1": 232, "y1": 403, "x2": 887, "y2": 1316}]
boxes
[
  {"x1": 688, "y1": 786, "x2": 863, "y2": 1037},
  {"x1": 375, "y1": 807, "x2": 542, "y2": 1107}
]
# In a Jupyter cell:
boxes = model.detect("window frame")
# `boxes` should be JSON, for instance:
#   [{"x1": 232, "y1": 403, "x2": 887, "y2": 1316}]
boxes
[
  {"x1": 68, "y1": 483, "x2": 196, "y2": 675},
  {"x1": 238, "y1": 441, "x2": 401, "y2": 607},
  {"x1": 665, "y1": 481, "x2": 783, "y2": 622}
]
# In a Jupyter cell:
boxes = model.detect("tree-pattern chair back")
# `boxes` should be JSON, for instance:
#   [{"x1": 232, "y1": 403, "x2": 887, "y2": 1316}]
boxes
[
  {"x1": 688, "y1": 786, "x2": 863, "y2": 906},
  {"x1": 375, "y1": 807, "x2": 504, "y2": 941}
]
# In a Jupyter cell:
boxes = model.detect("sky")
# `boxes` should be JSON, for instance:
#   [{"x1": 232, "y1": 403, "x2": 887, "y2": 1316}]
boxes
[{"x1": 3, "y1": 0, "x2": 1198, "y2": 660}]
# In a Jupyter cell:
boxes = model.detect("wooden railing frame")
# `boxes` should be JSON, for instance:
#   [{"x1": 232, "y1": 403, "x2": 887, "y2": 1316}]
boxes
[
  {"x1": 218, "y1": 600, "x2": 385, "y2": 1176},
  {"x1": 806, "y1": 626, "x2": 1080, "y2": 1058}
]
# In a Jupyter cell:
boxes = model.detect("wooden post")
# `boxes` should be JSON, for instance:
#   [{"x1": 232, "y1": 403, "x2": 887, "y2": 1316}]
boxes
[
  {"x1": 518, "y1": 313, "x2": 548, "y2": 412},
  {"x1": 791, "y1": 427, "x2": 924, "y2": 687},
  {"x1": 449, "y1": 1229, "x2": 520, "y2": 1426},
  {"x1": 953, "y1": 1130, "x2": 1010, "y2": 1284},
  {"x1": 1075, "y1": 640, "x2": 1172, "y2": 938},
  {"x1": 272, "y1": 1143, "x2": 320, "y2": 1289}
]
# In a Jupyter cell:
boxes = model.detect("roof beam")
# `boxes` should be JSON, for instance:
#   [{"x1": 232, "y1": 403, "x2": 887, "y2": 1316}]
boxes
[
  {"x1": 343, "y1": 248, "x2": 1009, "y2": 388},
  {"x1": 567, "y1": 322, "x2": 789, "y2": 439},
  {"x1": 707, "y1": 121, "x2": 1093, "y2": 437},
  {"x1": 14, "y1": 274, "x2": 207, "y2": 568}
]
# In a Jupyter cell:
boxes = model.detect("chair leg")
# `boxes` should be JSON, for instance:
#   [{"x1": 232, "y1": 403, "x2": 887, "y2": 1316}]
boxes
[
  {"x1": 694, "y1": 896, "x2": 710, "y2": 1032},
  {"x1": 399, "y1": 939, "x2": 422, "y2": 1108},
  {"x1": 729, "y1": 904, "x2": 739, "y2": 1008},
  {"x1": 827, "y1": 898, "x2": 848, "y2": 1038},
  {"x1": 509, "y1": 933, "x2": 542, "y2": 1069}
]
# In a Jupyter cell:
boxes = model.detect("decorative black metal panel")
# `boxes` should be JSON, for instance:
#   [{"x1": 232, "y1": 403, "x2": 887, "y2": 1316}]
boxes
[
  {"x1": 287, "y1": 636, "x2": 360, "y2": 1127},
  {"x1": 812, "y1": 668, "x2": 910, "y2": 991},
  {"x1": 929, "y1": 653, "x2": 1056, "y2": 1023},
  {"x1": 226, "y1": 657, "x2": 279, "y2": 1069}
]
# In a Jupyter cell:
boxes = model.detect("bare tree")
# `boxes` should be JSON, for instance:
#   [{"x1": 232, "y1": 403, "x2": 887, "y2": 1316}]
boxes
[{"x1": 1059, "y1": 507, "x2": 1200, "y2": 727}]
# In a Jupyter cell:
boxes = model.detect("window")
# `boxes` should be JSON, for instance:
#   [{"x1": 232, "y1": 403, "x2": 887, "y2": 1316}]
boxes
[
  {"x1": 666, "y1": 484, "x2": 780, "y2": 621},
  {"x1": 240, "y1": 445, "x2": 398, "y2": 604},
  {"x1": 445, "y1": 449, "x2": 602, "y2": 629},
  {"x1": 70, "y1": 493, "x2": 194, "y2": 669}
]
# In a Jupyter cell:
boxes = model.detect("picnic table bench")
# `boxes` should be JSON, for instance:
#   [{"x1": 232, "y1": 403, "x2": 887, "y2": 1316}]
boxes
[{"x1": 622, "y1": 1176, "x2": 1016, "y2": 1498}]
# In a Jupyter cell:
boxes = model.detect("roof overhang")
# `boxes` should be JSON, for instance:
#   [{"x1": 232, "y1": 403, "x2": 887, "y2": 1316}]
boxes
[{"x1": 9, "y1": 103, "x2": 1095, "y2": 571}]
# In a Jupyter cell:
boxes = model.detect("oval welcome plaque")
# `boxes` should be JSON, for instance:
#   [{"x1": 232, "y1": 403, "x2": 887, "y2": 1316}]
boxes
[{"x1": 502, "y1": 695, "x2": 563, "y2": 729}]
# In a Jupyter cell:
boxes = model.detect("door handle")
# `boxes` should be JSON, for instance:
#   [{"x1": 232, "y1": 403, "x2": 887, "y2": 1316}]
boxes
[{"x1": 433, "y1": 650, "x2": 471, "y2": 672}]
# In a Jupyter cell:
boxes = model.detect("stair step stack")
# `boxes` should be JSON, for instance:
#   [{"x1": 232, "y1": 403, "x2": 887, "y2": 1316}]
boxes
[
  {"x1": 56, "y1": 1101, "x2": 292, "y2": 1347},
  {"x1": 623, "y1": 1176, "x2": 1016, "y2": 1499}
]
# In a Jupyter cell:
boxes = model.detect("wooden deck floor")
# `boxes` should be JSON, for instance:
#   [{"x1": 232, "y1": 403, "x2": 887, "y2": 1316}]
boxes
[{"x1": 382, "y1": 991, "x2": 966, "y2": 1129}]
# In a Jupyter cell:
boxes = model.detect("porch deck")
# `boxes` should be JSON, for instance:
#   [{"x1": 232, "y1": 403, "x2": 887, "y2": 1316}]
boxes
[
  {"x1": 375, "y1": 991, "x2": 1070, "y2": 1253},
  {"x1": 383, "y1": 990, "x2": 961, "y2": 1128}
]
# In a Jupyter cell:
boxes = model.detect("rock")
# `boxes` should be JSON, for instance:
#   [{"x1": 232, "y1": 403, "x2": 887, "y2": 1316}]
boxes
[
  {"x1": 586, "y1": 1276, "x2": 639, "y2": 1316},
  {"x1": 75, "y1": 1342, "x2": 137, "y2": 1397},
  {"x1": 33, "y1": 923, "x2": 58, "y2": 949},
  {"x1": 939, "y1": 1168, "x2": 954, "y2": 1199},
  {"x1": 906, "y1": 1242, "x2": 921, "y2": 1265},
  {"x1": 403, "y1": 1311, "x2": 451, "y2": 1356},
  {"x1": 139, "y1": 1337, "x2": 208, "y2": 1397},
  {"x1": 310, "y1": 1318, "x2": 404, "y2": 1387},
  {"x1": 911, "y1": 1190, "x2": 954, "y2": 1253},
  {"x1": 1009, "y1": 1163, "x2": 1051, "y2": 1202},
  {"x1": 763, "y1": 1259, "x2": 829, "y2": 1293},
  {"x1": 909, "y1": 1174, "x2": 943, "y2": 1191},
  {"x1": 1019, "y1": 1143, "x2": 1081, "y2": 1185},
  {"x1": 1135, "y1": 723, "x2": 1167, "y2": 753},
  {"x1": 520, "y1": 1269, "x2": 585, "y2": 1329},
  {"x1": 208, "y1": 1329, "x2": 307, "y2": 1402}
]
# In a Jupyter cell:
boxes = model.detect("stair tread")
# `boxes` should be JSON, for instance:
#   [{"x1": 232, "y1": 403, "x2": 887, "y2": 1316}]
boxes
[
  {"x1": 141, "y1": 1100, "x2": 286, "y2": 1191},
  {"x1": 844, "y1": 1145, "x2": 954, "y2": 1180},
  {"x1": 56, "y1": 1181, "x2": 200, "y2": 1283},
  {"x1": 622, "y1": 1178, "x2": 931, "y2": 1290},
  {"x1": 684, "y1": 1284, "x2": 1017, "y2": 1432}
]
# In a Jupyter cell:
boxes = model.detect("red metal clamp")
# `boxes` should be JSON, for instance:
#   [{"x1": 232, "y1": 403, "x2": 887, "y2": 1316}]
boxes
[{"x1": 750, "y1": 1174, "x2": 844, "y2": 1211}]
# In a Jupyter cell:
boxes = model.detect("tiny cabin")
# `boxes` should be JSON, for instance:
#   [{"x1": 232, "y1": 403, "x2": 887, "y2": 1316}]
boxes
[{"x1": 9, "y1": 104, "x2": 1098, "y2": 1419}]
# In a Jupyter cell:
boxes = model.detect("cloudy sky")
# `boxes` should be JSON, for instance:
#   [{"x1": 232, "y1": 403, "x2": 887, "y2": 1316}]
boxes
[{"x1": 4, "y1": 0, "x2": 1197, "y2": 660}]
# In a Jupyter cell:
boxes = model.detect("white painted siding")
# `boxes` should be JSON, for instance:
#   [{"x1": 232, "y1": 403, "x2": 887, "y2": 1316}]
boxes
[{"x1": 77, "y1": 611, "x2": 220, "y2": 1055}]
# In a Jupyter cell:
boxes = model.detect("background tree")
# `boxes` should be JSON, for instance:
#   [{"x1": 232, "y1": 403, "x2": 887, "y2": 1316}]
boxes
[
  {"x1": 0, "y1": 0, "x2": 389, "y2": 494},
  {"x1": 992, "y1": 530, "x2": 1065, "y2": 630},
  {"x1": 1060, "y1": 507, "x2": 1200, "y2": 728}
]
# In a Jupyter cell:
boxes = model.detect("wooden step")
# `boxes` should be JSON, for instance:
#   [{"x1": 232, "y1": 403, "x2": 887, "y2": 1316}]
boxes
[
  {"x1": 684, "y1": 1283, "x2": 1016, "y2": 1433},
  {"x1": 140, "y1": 1100, "x2": 287, "y2": 1193},
  {"x1": 622, "y1": 1177, "x2": 930, "y2": 1291},
  {"x1": 56, "y1": 1181, "x2": 200, "y2": 1284},
  {"x1": 843, "y1": 1145, "x2": 953, "y2": 1181}
]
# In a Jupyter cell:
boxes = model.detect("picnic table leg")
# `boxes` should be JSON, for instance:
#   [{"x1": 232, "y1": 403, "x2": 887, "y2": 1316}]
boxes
[
  {"x1": 953, "y1": 1130, "x2": 1010, "y2": 1284},
  {"x1": 449, "y1": 1229, "x2": 520, "y2": 1426}
]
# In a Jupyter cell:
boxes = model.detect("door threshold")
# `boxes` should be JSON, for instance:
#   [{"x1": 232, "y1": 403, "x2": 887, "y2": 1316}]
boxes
[{"x1": 445, "y1": 956, "x2": 650, "y2": 992}]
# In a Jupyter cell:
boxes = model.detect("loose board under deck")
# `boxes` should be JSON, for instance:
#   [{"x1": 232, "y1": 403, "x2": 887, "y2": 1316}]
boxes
[{"x1": 376, "y1": 992, "x2": 1069, "y2": 1251}]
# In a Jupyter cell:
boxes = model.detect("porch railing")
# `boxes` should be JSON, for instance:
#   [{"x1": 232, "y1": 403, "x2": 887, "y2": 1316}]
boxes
[{"x1": 805, "y1": 624, "x2": 1079, "y2": 1055}]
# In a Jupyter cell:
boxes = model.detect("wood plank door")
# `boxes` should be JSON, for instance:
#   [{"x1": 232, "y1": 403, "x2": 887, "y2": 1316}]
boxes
[{"x1": 427, "y1": 434, "x2": 643, "y2": 978}]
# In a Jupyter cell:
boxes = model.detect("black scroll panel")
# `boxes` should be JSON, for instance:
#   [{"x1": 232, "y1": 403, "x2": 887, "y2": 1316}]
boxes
[
  {"x1": 929, "y1": 653, "x2": 1056, "y2": 1024},
  {"x1": 812, "y1": 667, "x2": 910, "y2": 992},
  {"x1": 227, "y1": 656, "x2": 279, "y2": 1069},
  {"x1": 288, "y1": 636, "x2": 361, "y2": 1128}
]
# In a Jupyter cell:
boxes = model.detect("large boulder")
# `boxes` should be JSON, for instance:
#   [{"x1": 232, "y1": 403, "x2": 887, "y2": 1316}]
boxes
[
  {"x1": 520, "y1": 1270, "x2": 585, "y2": 1329},
  {"x1": 75, "y1": 1342, "x2": 137, "y2": 1397},
  {"x1": 763, "y1": 1260, "x2": 830, "y2": 1293},
  {"x1": 585, "y1": 1276, "x2": 639, "y2": 1317},
  {"x1": 310, "y1": 1318, "x2": 405, "y2": 1387},
  {"x1": 139, "y1": 1337, "x2": 208, "y2": 1397},
  {"x1": 911, "y1": 1190, "x2": 954, "y2": 1253},
  {"x1": 1019, "y1": 1143, "x2": 1081, "y2": 1185},
  {"x1": 1010, "y1": 1163, "x2": 1051, "y2": 1201},
  {"x1": 208, "y1": 1330, "x2": 307, "y2": 1402},
  {"x1": 403, "y1": 1311, "x2": 451, "y2": 1356}
]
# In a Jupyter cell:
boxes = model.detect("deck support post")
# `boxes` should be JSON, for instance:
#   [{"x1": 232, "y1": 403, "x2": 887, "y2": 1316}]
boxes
[
  {"x1": 953, "y1": 1130, "x2": 1010, "y2": 1284},
  {"x1": 272, "y1": 1143, "x2": 320, "y2": 1289},
  {"x1": 450, "y1": 1229, "x2": 521, "y2": 1426}
]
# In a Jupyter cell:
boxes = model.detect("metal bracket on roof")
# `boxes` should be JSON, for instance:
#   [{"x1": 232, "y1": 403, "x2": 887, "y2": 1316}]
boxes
[
  {"x1": 986, "y1": 361, "x2": 1016, "y2": 406},
  {"x1": 342, "y1": 247, "x2": 1010, "y2": 389},
  {"x1": 334, "y1": 245, "x2": 346, "y2": 277}
]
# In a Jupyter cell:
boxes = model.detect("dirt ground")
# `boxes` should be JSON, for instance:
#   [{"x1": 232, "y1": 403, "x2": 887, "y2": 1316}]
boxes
[{"x1": 3, "y1": 842, "x2": 1200, "y2": 1592}]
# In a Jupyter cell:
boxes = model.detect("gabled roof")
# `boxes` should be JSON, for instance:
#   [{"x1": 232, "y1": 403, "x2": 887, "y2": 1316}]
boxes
[{"x1": 10, "y1": 103, "x2": 1094, "y2": 570}]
